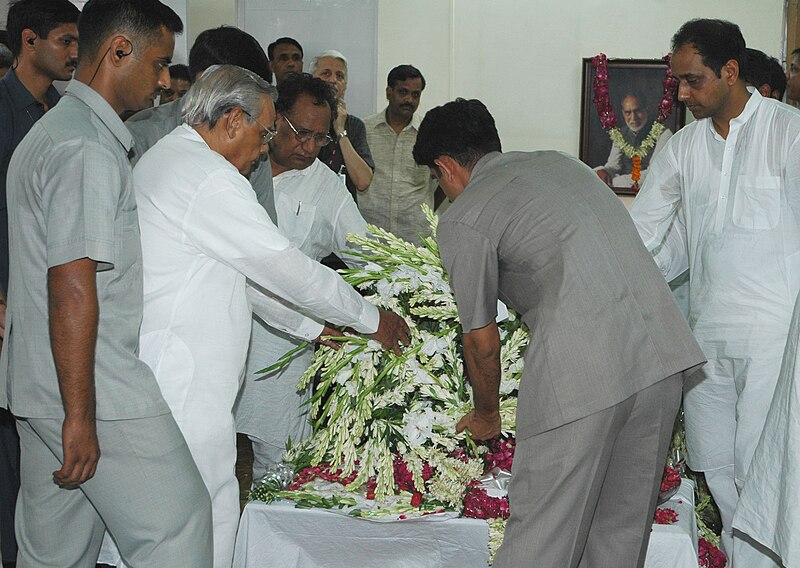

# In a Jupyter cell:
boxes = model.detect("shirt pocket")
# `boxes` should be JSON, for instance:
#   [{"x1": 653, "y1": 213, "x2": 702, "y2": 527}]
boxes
[
  {"x1": 732, "y1": 175, "x2": 781, "y2": 231},
  {"x1": 276, "y1": 193, "x2": 317, "y2": 251}
]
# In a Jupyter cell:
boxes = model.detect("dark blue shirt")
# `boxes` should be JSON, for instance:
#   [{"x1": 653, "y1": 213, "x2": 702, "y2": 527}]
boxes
[{"x1": 0, "y1": 69, "x2": 60, "y2": 294}]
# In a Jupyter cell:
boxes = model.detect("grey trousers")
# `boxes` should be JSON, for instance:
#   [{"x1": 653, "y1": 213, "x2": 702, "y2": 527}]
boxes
[
  {"x1": 494, "y1": 374, "x2": 682, "y2": 568},
  {"x1": 15, "y1": 414, "x2": 213, "y2": 568}
]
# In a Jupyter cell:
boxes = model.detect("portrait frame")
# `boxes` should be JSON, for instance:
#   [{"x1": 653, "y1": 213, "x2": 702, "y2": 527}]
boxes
[{"x1": 579, "y1": 58, "x2": 685, "y2": 196}]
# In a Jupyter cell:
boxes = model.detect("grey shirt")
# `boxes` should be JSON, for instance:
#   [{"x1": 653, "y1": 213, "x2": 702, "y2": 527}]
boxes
[
  {"x1": 126, "y1": 99, "x2": 277, "y2": 222},
  {"x1": 438, "y1": 151, "x2": 705, "y2": 438},
  {"x1": 0, "y1": 80, "x2": 170, "y2": 420}
]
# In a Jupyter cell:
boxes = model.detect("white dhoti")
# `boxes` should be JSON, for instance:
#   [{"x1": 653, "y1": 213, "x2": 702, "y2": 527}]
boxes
[
  {"x1": 734, "y1": 292, "x2": 800, "y2": 568},
  {"x1": 234, "y1": 318, "x2": 313, "y2": 480}
]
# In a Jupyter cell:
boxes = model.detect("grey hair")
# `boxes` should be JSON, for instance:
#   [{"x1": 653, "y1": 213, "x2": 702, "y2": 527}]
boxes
[
  {"x1": 181, "y1": 64, "x2": 277, "y2": 129},
  {"x1": 310, "y1": 50, "x2": 348, "y2": 76}
]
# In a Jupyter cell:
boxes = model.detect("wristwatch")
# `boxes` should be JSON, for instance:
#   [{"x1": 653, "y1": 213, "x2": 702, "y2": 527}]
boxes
[{"x1": 337, "y1": 130, "x2": 348, "y2": 140}]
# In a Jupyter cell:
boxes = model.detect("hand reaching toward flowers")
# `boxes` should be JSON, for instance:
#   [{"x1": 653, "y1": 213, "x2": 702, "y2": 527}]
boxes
[
  {"x1": 370, "y1": 308, "x2": 410, "y2": 355},
  {"x1": 456, "y1": 409, "x2": 501, "y2": 441},
  {"x1": 314, "y1": 324, "x2": 345, "y2": 350}
]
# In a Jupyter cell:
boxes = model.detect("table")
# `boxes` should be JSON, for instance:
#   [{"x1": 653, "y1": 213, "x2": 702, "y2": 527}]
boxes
[
  {"x1": 233, "y1": 479, "x2": 699, "y2": 568},
  {"x1": 644, "y1": 479, "x2": 699, "y2": 568},
  {"x1": 233, "y1": 501, "x2": 490, "y2": 567}
]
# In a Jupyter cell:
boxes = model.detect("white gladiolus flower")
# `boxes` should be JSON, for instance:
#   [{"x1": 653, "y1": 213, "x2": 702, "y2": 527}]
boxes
[{"x1": 402, "y1": 408, "x2": 435, "y2": 447}]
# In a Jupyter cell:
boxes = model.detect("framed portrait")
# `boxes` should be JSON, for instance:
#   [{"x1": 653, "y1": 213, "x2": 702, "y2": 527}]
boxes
[{"x1": 579, "y1": 58, "x2": 685, "y2": 196}]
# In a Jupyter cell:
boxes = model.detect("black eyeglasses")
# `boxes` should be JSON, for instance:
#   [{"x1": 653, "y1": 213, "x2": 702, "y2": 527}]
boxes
[
  {"x1": 281, "y1": 115, "x2": 333, "y2": 147},
  {"x1": 242, "y1": 109, "x2": 277, "y2": 145}
]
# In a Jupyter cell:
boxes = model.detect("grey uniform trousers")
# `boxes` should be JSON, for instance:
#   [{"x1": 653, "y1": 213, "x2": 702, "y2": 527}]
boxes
[
  {"x1": 15, "y1": 413, "x2": 213, "y2": 568},
  {"x1": 494, "y1": 374, "x2": 682, "y2": 568}
]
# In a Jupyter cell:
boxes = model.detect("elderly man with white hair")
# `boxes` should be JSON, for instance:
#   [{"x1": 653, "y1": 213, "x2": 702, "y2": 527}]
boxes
[
  {"x1": 312, "y1": 49, "x2": 374, "y2": 201},
  {"x1": 132, "y1": 64, "x2": 409, "y2": 568}
]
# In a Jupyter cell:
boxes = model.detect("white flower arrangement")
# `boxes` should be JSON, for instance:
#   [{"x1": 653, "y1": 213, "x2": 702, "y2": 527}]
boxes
[{"x1": 252, "y1": 205, "x2": 529, "y2": 562}]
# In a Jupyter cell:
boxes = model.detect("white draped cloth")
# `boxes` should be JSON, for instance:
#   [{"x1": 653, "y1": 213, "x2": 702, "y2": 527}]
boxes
[{"x1": 734, "y1": 290, "x2": 800, "y2": 568}]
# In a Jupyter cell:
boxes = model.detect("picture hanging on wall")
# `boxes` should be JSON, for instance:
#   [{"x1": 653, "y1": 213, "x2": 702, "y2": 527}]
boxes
[{"x1": 579, "y1": 56, "x2": 685, "y2": 196}]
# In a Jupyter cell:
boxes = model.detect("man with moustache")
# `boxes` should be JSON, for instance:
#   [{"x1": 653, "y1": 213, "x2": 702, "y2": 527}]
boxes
[
  {"x1": 594, "y1": 92, "x2": 672, "y2": 189},
  {"x1": 312, "y1": 50, "x2": 374, "y2": 202},
  {"x1": 0, "y1": 0, "x2": 215, "y2": 565},
  {"x1": 268, "y1": 36, "x2": 303, "y2": 87},
  {"x1": 235, "y1": 73, "x2": 370, "y2": 479},
  {"x1": 362, "y1": 64, "x2": 437, "y2": 245},
  {"x1": 631, "y1": 18, "x2": 800, "y2": 567},
  {"x1": 135, "y1": 66, "x2": 408, "y2": 567},
  {"x1": 0, "y1": 1, "x2": 78, "y2": 563}
]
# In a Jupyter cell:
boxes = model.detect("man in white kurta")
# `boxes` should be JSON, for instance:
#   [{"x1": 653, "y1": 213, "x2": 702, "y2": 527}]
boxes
[
  {"x1": 235, "y1": 159, "x2": 367, "y2": 477},
  {"x1": 235, "y1": 73, "x2": 368, "y2": 478},
  {"x1": 629, "y1": 20, "x2": 800, "y2": 567},
  {"x1": 133, "y1": 66, "x2": 407, "y2": 568}
]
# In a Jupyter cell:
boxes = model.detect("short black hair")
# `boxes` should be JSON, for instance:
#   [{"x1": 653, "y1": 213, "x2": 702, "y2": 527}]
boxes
[
  {"x1": 6, "y1": 0, "x2": 79, "y2": 58},
  {"x1": 189, "y1": 26, "x2": 271, "y2": 83},
  {"x1": 77, "y1": 0, "x2": 183, "y2": 64},
  {"x1": 267, "y1": 37, "x2": 303, "y2": 60},
  {"x1": 387, "y1": 64, "x2": 426, "y2": 90},
  {"x1": 275, "y1": 72, "x2": 336, "y2": 123},
  {"x1": 168, "y1": 63, "x2": 190, "y2": 82},
  {"x1": 745, "y1": 48, "x2": 786, "y2": 100},
  {"x1": 671, "y1": 19, "x2": 747, "y2": 79},
  {"x1": 413, "y1": 98, "x2": 501, "y2": 170}
]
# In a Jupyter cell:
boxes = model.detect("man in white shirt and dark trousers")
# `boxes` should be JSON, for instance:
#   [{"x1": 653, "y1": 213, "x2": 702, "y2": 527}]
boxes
[{"x1": 630, "y1": 18, "x2": 800, "y2": 568}]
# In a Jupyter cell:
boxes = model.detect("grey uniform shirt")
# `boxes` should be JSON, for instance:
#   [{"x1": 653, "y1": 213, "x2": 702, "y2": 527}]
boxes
[
  {"x1": 126, "y1": 99, "x2": 277, "y2": 222},
  {"x1": 438, "y1": 151, "x2": 705, "y2": 438},
  {"x1": 0, "y1": 80, "x2": 170, "y2": 420}
]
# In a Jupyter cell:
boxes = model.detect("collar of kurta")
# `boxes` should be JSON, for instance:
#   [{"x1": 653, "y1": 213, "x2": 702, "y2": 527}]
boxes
[
  {"x1": 706, "y1": 85, "x2": 763, "y2": 140},
  {"x1": 64, "y1": 79, "x2": 133, "y2": 153},
  {"x1": 272, "y1": 159, "x2": 320, "y2": 181},
  {"x1": 0, "y1": 67, "x2": 60, "y2": 113}
]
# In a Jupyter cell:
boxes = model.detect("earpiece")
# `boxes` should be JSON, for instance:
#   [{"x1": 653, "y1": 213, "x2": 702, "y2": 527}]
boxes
[
  {"x1": 115, "y1": 49, "x2": 132, "y2": 58},
  {"x1": 27, "y1": 37, "x2": 35, "y2": 46}
]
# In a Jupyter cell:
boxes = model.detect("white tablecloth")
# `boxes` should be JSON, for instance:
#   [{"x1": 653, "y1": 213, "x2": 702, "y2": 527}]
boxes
[
  {"x1": 644, "y1": 479, "x2": 699, "y2": 568},
  {"x1": 233, "y1": 501, "x2": 490, "y2": 567},
  {"x1": 233, "y1": 479, "x2": 699, "y2": 568}
]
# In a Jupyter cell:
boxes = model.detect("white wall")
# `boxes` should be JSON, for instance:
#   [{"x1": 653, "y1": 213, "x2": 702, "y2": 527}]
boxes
[{"x1": 376, "y1": 0, "x2": 784, "y2": 157}]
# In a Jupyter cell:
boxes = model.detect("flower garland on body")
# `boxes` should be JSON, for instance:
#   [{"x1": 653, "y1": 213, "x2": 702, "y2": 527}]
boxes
[{"x1": 591, "y1": 53, "x2": 678, "y2": 191}]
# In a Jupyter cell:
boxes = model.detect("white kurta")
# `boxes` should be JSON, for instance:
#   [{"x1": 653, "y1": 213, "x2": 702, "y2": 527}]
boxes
[
  {"x1": 234, "y1": 159, "x2": 367, "y2": 474},
  {"x1": 630, "y1": 90, "x2": 800, "y2": 567},
  {"x1": 133, "y1": 125, "x2": 379, "y2": 568},
  {"x1": 734, "y1": 289, "x2": 800, "y2": 568}
]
